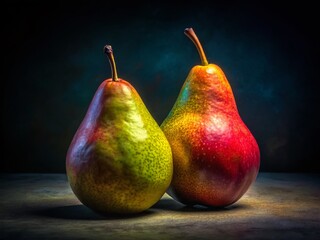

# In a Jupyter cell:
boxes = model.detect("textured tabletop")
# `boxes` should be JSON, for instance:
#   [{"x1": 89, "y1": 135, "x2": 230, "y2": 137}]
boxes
[{"x1": 0, "y1": 173, "x2": 319, "y2": 239}]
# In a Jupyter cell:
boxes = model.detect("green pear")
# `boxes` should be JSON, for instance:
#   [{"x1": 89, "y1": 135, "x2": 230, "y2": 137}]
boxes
[{"x1": 66, "y1": 45, "x2": 173, "y2": 214}]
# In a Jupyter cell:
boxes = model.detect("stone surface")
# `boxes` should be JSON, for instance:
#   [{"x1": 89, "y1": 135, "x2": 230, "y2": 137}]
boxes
[{"x1": 0, "y1": 173, "x2": 319, "y2": 239}]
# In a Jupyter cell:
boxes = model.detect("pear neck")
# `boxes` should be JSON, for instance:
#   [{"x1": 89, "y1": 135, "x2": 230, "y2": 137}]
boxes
[{"x1": 176, "y1": 69, "x2": 238, "y2": 115}]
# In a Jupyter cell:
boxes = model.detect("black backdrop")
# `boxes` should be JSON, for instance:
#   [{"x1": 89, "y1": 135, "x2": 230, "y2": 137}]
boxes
[{"x1": 3, "y1": 1, "x2": 319, "y2": 173}]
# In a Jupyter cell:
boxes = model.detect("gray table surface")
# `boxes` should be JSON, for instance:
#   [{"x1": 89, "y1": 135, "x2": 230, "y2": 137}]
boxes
[{"x1": 0, "y1": 173, "x2": 319, "y2": 239}]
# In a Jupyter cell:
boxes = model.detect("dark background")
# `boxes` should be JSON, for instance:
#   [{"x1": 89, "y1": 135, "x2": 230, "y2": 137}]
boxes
[{"x1": 3, "y1": 1, "x2": 319, "y2": 173}]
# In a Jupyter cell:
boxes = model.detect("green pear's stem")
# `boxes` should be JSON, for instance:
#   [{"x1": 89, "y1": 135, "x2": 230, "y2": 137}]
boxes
[
  {"x1": 104, "y1": 45, "x2": 119, "y2": 81},
  {"x1": 184, "y1": 28, "x2": 209, "y2": 66}
]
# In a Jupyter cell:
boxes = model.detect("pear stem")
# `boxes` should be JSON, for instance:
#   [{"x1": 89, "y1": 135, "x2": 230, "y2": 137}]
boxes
[
  {"x1": 184, "y1": 28, "x2": 209, "y2": 66},
  {"x1": 104, "y1": 45, "x2": 119, "y2": 81}
]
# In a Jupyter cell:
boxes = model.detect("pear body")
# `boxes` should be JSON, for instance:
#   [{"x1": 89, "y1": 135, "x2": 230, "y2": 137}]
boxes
[
  {"x1": 161, "y1": 64, "x2": 260, "y2": 207},
  {"x1": 67, "y1": 79, "x2": 173, "y2": 214}
]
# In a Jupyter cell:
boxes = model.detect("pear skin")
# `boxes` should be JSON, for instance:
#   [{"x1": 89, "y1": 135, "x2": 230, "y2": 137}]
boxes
[
  {"x1": 161, "y1": 28, "x2": 260, "y2": 207},
  {"x1": 66, "y1": 45, "x2": 173, "y2": 214}
]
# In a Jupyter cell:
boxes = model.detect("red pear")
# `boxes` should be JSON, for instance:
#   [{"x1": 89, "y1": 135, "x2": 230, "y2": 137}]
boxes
[{"x1": 161, "y1": 28, "x2": 260, "y2": 207}]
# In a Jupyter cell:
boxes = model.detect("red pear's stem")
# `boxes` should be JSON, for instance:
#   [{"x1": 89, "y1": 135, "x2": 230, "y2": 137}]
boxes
[
  {"x1": 104, "y1": 45, "x2": 119, "y2": 81},
  {"x1": 184, "y1": 28, "x2": 209, "y2": 66}
]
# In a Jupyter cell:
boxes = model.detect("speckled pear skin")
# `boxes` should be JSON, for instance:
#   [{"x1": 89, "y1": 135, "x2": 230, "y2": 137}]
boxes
[
  {"x1": 161, "y1": 64, "x2": 260, "y2": 207},
  {"x1": 66, "y1": 79, "x2": 173, "y2": 214}
]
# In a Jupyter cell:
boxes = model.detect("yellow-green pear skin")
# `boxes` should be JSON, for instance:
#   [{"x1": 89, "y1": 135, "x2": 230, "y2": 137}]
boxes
[{"x1": 66, "y1": 45, "x2": 173, "y2": 214}]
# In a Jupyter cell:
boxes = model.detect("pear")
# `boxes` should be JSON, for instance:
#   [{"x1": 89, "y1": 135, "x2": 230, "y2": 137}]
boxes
[
  {"x1": 66, "y1": 45, "x2": 173, "y2": 214},
  {"x1": 161, "y1": 28, "x2": 260, "y2": 207}
]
